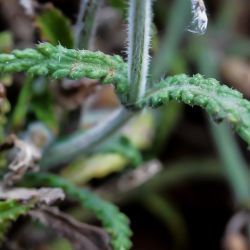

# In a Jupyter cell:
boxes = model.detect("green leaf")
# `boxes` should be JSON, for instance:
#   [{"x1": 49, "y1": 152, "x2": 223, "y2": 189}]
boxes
[
  {"x1": 2, "y1": 45, "x2": 250, "y2": 147},
  {"x1": 0, "y1": 200, "x2": 31, "y2": 244},
  {"x1": 35, "y1": 5, "x2": 74, "y2": 48},
  {"x1": 24, "y1": 173, "x2": 133, "y2": 250},
  {"x1": 138, "y1": 74, "x2": 250, "y2": 145},
  {"x1": 0, "y1": 43, "x2": 128, "y2": 94}
]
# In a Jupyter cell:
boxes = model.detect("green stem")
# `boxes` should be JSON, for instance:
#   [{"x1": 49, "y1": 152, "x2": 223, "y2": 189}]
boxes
[
  {"x1": 74, "y1": 0, "x2": 101, "y2": 49},
  {"x1": 137, "y1": 74, "x2": 250, "y2": 145},
  {"x1": 41, "y1": 108, "x2": 133, "y2": 168},
  {"x1": 128, "y1": 0, "x2": 152, "y2": 102},
  {"x1": 209, "y1": 121, "x2": 250, "y2": 204},
  {"x1": 42, "y1": 0, "x2": 153, "y2": 168}
]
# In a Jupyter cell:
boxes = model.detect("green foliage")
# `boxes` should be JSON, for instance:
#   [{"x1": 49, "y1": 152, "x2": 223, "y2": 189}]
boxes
[
  {"x1": 24, "y1": 173, "x2": 132, "y2": 250},
  {"x1": 0, "y1": 43, "x2": 128, "y2": 94},
  {"x1": 35, "y1": 6, "x2": 74, "y2": 48},
  {"x1": 0, "y1": 1, "x2": 250, "y2": 249},
  {"x1": 0, "y1": 200, "x2": 31, "y2": 243},
  {"x1": 1, "y1": 44, "x2": 250, "y2": 145},
  {"x1": 137, "y1": 74, "x2": 250, "y2": 145}
]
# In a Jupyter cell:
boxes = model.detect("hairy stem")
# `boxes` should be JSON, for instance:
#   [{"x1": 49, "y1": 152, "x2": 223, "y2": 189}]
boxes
[
  {"x1": 209, "y1": 122, "x2": 250, "y2": 203},
  {"x1": 128, "y1": 0, "x2": 152, "y2": 102}
]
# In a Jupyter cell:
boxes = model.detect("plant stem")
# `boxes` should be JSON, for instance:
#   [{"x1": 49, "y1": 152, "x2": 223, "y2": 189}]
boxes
[
  {"x1": 42, "y1": 0, "x2": 153, "y2": 168},
  {"x1": 209, "y1": 121, "x2": 250, "y2": 203},
  {"x1": 42, "y1": 0, "x2": 153, "y2": 169},
  {"x1": 41, "y1": 107, "x2": 133, "y2": 168},
  {"x1": 74, "y1": 0, "x2": 102, "y2": 49},
  {"x1": 128, "y1": 0, "x2": 152, "y2": 103},
  {"x1": 74, "y1": 0, "x2": 89, "y2": 48}
]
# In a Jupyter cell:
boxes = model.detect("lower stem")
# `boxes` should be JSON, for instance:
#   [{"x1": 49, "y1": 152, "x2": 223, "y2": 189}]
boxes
[{"x1": 40, "y1": 107, "x2": 134, "y2": 169}]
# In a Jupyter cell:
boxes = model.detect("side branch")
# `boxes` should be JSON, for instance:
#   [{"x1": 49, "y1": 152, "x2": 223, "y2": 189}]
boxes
[
  {"x1": 0, "y1": 43, "x2": 128, "y2": 94},
  {"x1": 137, "y1": 74, "x2": 250, "y2": 145}
]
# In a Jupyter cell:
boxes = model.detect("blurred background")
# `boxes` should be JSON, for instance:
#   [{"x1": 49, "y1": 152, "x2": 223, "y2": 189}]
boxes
[{"x1": 0, "y1": 0, "x2": 250, "y2": 249}]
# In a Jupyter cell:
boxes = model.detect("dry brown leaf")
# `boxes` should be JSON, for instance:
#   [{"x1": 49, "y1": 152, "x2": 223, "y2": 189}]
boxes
[
  {"x1": 0, "y1": 187, "x2": 65, "y2": 205},
  {"x1": 99, "y1": 160, "x2": 162, "y2": 194},
  {"x1": 29, "y1": 206, "x2": 111, "y2": 250},
  {"x1": 0, "y1": 134, "x2": 41, "y2": 187}
]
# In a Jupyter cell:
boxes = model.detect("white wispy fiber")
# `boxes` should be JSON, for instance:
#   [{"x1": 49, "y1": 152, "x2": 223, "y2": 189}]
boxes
[{"x1": 188, "y1": 0, "x2": 208, "y2": 35}]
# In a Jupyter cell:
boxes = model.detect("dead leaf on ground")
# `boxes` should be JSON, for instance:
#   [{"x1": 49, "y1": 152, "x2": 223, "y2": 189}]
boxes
[
  {"x1": 98, "y1": 160, "x2": 162, "y2": 194},
  {"x1": 0, "y1": 187, "x2": 65, "y2": 205},
  {"x1": 29, "y1": 206, "x2": 111, "y2": 250},
  {"x1": 0, "y1": 134, "x2": 41, "y2": 187}
]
